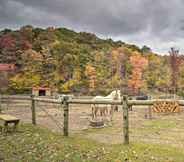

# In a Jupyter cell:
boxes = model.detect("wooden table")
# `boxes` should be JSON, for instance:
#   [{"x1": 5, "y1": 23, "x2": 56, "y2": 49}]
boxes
[{"x1": 0, "y1": 114, "x2": 20, "y2": 132}]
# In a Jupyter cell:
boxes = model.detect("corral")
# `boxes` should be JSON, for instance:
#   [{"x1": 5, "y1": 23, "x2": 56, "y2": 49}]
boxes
[{"x1": 1, "y1": 95, "x2": 184, "y2": 149}]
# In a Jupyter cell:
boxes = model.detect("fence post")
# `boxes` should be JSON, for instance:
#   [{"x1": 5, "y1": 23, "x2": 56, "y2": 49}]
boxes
[
  {"x1": 63, "y1": 96, "x2": 69, "y2": 136},
  {"x1": 148, "y1": 106, "x2": 152, "y2": 119},
  {"x1": 31, "y1": 95, "x2": 36, "y2": 125},
  {"x1": 122, "y1": 95, "x2": 129, "y2": 144}
]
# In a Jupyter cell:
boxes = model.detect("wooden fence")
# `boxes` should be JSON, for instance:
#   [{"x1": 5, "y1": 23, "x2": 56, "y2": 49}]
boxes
[{"x1": 1, "y1": 94, "x2": 184, "y2": 145}]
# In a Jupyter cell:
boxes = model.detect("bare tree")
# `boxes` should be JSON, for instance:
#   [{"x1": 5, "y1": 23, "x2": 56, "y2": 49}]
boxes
[{"x1": 169, "y1": 48, "x2": 181, "y2": 95}]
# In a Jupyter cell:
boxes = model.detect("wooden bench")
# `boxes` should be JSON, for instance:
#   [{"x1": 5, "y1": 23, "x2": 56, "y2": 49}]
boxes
[{"x1": 0, "y1": 114, "x2": 20, "y2": 132}]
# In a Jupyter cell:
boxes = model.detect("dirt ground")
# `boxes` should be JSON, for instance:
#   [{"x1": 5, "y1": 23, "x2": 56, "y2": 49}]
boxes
[{"x1": 1, "y1": 100, "x2": 184, "y2": 148}]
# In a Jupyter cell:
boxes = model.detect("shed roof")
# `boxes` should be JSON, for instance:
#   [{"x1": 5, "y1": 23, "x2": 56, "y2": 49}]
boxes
[
  {"x1": 32, "y1": 86, "x2": 51, "y2": 90},
  {"x1": 0, "y1": 64, "x2": 15, "y2": 71}
]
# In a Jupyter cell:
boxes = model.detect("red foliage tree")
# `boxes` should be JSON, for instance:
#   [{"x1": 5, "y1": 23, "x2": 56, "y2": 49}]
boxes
[{"x1": 0, "y1": 33, "x2": 16, "y2": 63}]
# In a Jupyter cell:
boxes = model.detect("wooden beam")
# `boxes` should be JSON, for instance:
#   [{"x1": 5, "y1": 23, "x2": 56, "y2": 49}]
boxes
[
  {"x1": 63, "y1": 96, "x2": 69, "y2": 136},
  {"x1": 34, "y1": 97, "x2": 60, "y2": 104},
  {"x1": 128, "y1": 99, "x2": 184, "y2": 106},
  {"x1": 68, "y1": 99, "x2": 121, "y2": 105},
  {"x1": 1, "y1": 95, "x2": 31, "y2": 100},
  {"x1": 31, "y1": 95, "x2": 36, "y2": 125}
]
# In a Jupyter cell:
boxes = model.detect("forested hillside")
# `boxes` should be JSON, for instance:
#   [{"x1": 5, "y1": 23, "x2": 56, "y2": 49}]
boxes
[{"x1": 0, "y1": 25, "x2": 184, "y2": 95}]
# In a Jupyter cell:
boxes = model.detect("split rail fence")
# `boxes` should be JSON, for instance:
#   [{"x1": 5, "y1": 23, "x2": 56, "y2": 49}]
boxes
[{"x1": 1, "y1": 95, "x2": 184, "y2": 145}]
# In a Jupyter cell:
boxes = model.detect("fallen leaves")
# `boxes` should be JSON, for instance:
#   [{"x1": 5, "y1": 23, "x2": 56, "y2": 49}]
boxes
[{"x1": 1, "y1": 124, "x2": 184, "y2": 162}]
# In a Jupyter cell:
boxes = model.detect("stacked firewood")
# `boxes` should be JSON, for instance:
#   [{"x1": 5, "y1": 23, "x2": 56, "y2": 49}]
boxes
[{"x1": 151, "y1": 101, "x2": 180, "y2": 113}]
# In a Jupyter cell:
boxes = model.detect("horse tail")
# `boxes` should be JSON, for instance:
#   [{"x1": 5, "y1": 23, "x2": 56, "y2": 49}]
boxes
[{"x1": 91, "y1": 103, "x2": 95, "y2": 119}]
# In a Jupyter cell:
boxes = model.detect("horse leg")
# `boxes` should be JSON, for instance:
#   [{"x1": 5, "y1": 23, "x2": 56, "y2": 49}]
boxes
[
  {"x1": 104, "y1": 107, "x2": 107, "y2": 117},
  {"x1": 103, "y1": 106, "x2": 108, "y2": 122},
  {"x1": 101, "y1": 107, "x2": 105, "y2": 117},
  {"x1": 94, "y1": 106, "x2": 98, "y2": 119},
  {"x1": 100, "y1": 107, "x2": 103, "y2": 117},
  {"x1": 110, "y1": 105, "x2": 114, "y2": 121},
  {"x1": 129, "y1": 105, "x2": 133, "y2": 111},
  {"x1": 92, "y1": 105, "x2": 98, "y2": 120},
  {"x1": 99, "y1": 107, "x2": 104, "y2": 121},
  {"x1": 91, "y1": 105, "x2": 95, "y2": 119},
  {"x1": 115, "y1": 105, "x2": 118, "y2": 112},
  {"x1": 104, "y1": 107, "x2": 107, "y2": 116}
]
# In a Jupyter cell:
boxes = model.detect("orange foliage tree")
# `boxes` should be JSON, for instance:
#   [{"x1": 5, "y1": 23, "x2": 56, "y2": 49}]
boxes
[
  {"x1": 109, "y1": 48, "x2": 128, "y2": 89},
  {"x1": 128, "y1": 53, "x2": 148, "y2": 94},
  {"x1": 84, "y1": 64, "x2": 97, "y2": 91}
]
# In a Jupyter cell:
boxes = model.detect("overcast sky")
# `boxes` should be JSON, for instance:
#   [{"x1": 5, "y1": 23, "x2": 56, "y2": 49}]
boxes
[{"x1": 1, "y1": 0, "x2": 184, "y2": 54}]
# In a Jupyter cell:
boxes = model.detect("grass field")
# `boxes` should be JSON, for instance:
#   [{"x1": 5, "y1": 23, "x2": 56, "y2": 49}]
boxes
[{"x1": 1, "y1": 124, "x2": 184, "y2": 162}]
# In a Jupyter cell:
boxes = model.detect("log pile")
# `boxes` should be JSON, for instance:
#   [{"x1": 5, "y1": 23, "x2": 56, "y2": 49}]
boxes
[{"x1": 151, "y1": 101, "x2": 180, "y2": 113}]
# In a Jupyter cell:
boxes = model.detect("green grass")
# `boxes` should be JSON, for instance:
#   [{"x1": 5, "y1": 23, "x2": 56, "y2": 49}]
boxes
[
  {"x1": 144, "y1": 119, "x2": 177, "y2": 129},
  {"x1": 1, "y1": 124, "x2": 184, "y2": 162}
]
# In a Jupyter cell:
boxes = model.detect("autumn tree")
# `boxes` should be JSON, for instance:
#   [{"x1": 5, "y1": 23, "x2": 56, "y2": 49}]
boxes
[
  {"x1": 84, "y1": 64, "x2": 97, "y2": 92},
  {"x1": 128, "y1": 53, "x2": 148, "y2": 94},
  {"x1": 108, "y1": 47, "x2": 129, "y2": 91},
  {"x1": 0, "y1": 33, "x2": 17, "y2": 63},
  {"x1": 10, "y1": 49, "x2": 42, "y2": 90},
  {"x1": 155, "y1": 56, "x2": 171, "y2": 92},
  {"x1": 93, "y1": 51, "x2": 109, "y2": 93},
  {"x1": 177, "y1": 58, "x2": 184, "y2": 96}
]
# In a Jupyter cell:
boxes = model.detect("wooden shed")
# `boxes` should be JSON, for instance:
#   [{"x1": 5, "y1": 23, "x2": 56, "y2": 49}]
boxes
[{"x1": 32, "y1": 86, "x2": 52, "y2": 96}]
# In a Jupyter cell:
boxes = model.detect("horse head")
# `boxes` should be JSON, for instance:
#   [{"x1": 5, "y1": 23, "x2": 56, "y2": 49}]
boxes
[{"x1": 111, "y1": 89, "x2": 121, "y2": 100}]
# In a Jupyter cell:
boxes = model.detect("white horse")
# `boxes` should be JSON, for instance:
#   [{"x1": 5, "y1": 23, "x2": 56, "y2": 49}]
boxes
[{"x1": 91, "y1": 90, "x2": 121, "y2": 121}]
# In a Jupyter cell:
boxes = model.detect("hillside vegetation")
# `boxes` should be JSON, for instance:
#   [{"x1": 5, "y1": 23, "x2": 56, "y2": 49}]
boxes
[{"x1": 0, "y1": 26, "x2": 184, "y2": 95}]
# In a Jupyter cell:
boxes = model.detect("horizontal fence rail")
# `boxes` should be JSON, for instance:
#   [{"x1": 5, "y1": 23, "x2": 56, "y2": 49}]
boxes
[
  {"x1": 68, "y1": 99, "x2": 122, "y2": 105},
  {"x1": 128, "y1": 99, "x2": 184, "y2": 106},
  {"x1": 34, "y1": 97, "x2": 61, "y2": 104},
  {"x1": 0, "y1": 95, "x2": 31, "y2": 100},
  {"x1": 1, "y1": 95, "x2": 183, "y2": 106}
]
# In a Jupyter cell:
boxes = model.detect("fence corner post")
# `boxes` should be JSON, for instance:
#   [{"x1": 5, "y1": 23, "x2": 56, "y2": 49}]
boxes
[
  {"x1": 31, "y1": 95, "x2": 36, "y2": 125},
  {"x1": 122, "y1": 95, "x2": 129, "y2": 144},
  {"x1": 62, "y1": 96, "x2": 69, "y2": 137}
]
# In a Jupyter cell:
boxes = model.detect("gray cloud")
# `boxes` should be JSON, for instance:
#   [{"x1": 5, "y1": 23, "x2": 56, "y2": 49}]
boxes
[{"x1": 1, "y1": 0, "x2": 184, "y2": 53}]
